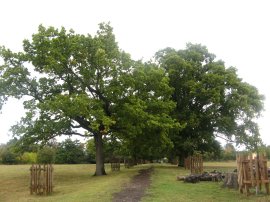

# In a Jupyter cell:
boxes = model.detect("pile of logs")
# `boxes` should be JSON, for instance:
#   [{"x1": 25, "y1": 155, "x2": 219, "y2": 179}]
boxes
[{"x1": 177, "y1": 170, "x2": 223, "y2": 183}]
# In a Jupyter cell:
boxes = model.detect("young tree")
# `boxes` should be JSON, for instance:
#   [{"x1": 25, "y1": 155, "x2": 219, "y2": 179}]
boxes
[
  {"x1": 0, "y1": 24, "x2": 177, "y2": 175},
  {"x1": 156, "y1": 44, "x2": 264, "y2": 165}
]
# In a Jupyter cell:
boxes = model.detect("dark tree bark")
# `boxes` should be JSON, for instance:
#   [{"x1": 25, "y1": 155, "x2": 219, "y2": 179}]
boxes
[
  {"x1": 178, "y1": 153, "x2": 186, "y2": 167},
  {"x1": 94, "y1": 132, "x2": 106, "y2": 176}
]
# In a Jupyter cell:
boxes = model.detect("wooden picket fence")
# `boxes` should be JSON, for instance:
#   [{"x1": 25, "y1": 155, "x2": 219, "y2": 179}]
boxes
[
  {"x1": 185, "y1": 154, "x2": 203, "y2": 174},
  {"x1": 30, "y1": 164, "x2": 53, "y2": 195},
  {"x1": 237, "y1": 154, "x2": 269, "y2": 195}
]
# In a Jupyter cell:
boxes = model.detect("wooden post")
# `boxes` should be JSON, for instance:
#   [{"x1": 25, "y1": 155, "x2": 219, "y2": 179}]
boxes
[{"x1": 30, "y1": 165, "x2": 33, "y2": 195}]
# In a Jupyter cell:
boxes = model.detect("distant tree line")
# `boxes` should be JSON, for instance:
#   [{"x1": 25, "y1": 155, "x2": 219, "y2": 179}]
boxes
[
  {"x1": 0, "y1": 138, "x2": 94, "y2": 164},
  {"x1": 2, "y1": 137, "x2": 270, "y2": 165}
]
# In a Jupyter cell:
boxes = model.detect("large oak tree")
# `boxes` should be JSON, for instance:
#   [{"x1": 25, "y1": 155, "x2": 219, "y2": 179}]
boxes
[
  {"x1": 0, "y1": 24, "x2": 177, "y2": 175},
  {"x1": 156, "y1": 44, "x2": 264, "y2": 165}
]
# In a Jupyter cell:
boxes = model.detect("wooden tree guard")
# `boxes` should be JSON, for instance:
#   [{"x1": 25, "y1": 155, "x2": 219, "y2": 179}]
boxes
[
  {"x1": 30, "y1": 164, "x2": 53, "y2": 195},
  {"x1": 237, "y1": 154, "x2": 269, "y2": 196},
  {"x1": 184, "y1": 157, "x2": 191, "y2": 170},
  {"x1": 185, "y1": 154, "x2": 203, "y2": 174},
  {"x1": 111, "y1": 158, "x2": 120, "y2": 171},
  {"x1": 124, "y1": 158, "x2": 135, "y2": 168}
]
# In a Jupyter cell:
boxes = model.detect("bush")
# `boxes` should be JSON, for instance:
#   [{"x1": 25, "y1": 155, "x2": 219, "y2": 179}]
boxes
[
  {"x1": 37, "y1": 147, "x2": 55, "y2": 164},
  {"x1": 21, "y1": 152, "x2": 37, "y2": 164},
  {"x1": 1, "y1": 150, "x2": 18, "y2": 164},
  {"x1": 55, "y1": 139, "x2": 86, "y2": 164}
]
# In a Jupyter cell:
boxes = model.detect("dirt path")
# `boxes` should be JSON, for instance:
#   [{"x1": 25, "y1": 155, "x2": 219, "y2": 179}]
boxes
[{"x1": 112, "y1": 167, "x2": 153, "y2": 202}]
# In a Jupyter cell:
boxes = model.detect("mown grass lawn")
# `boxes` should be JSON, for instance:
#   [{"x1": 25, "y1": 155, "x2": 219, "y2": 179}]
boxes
[
  {"x1": 142, "y1": 162, "x2": 270, "y2": 202},
  {"x1": 1, "y1": 162, "x2": 270, "y2": 202},
  {"x1": 0, "y1": 164, "x2": 144, "y2": 202}
]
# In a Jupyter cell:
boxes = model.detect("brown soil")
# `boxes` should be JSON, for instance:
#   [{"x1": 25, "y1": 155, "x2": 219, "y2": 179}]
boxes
[{"x1": 112, "y1": 167, "x2": 153, "y2": 202}]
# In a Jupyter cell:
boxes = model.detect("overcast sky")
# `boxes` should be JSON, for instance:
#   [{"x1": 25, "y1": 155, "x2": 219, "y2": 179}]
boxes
[{"x1": 0, "y1": 0, "x2": 269, "y2": 146}]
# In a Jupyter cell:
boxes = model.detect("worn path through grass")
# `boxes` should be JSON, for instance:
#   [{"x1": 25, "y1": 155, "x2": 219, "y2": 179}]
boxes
[{"x1": 112, "y1": 166, "x2": 153, "y2": 202}]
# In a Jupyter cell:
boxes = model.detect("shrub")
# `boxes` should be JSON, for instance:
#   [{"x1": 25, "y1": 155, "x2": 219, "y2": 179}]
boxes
[
  {"x1": 1, "y1": 150, "x2": 18, "y2": 164},
  {"x1": 21, "y1": 152, "x2": 37, "y2": 164},
  {"x1": 37, "y1": 147, "x2": 55, "y2": 164},
  {"x1": 55, "y1": 139, "x2": 86, "y2": 164}
]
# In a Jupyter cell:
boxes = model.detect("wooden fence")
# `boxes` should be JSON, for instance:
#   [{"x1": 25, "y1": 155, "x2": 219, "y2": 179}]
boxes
[
  {"x1": 237, "y1": 154, "x2": 269, "y2": 195},
  {"x1": 111, "y1": 158, "x2": 120, "y2": 171},
  {"x1": 124, "y1": 158, "x2": 135, "y2": 168},
  {"x1": 30, "y1": 164, "x2": 53, "y2": 195},
  {"x1": 185, "y1": 154, "x2": 203, "y2": 174},
  {"x1": 184, "y1": 157, "x2": 191, "y2": 170}
]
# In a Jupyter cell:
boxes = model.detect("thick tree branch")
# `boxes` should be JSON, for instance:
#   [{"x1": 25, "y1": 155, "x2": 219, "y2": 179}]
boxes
[
  {"x1": 215, "y1": 134, "x2": 235, "y2": 143},
  {"x1": 74, "y1": 116, "x2": 94, "y2": 133},
  {"x1": 71, "y1": 124, "x2": 82, "y2": 128},
  {"x1": 63, "y1": 131, "x2": 94, "y2": 137},
  {"x1": 66, "y1": 64, "x2": 111, "y2": 116}
]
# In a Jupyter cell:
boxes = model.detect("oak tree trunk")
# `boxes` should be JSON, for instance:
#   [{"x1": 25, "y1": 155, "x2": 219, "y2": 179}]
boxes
[
  {"x1": 94, "y1": 132, "x2": 106, "y2": 176},
  {"x1": 178, "y1": 153, "x2": 185, "y2": 167}
]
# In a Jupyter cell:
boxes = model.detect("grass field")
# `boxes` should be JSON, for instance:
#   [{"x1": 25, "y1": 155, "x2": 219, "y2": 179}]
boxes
[
  {"x1": 0, "y1": 164, "x2": 142, "y2": 202},
  {"x1": 0, "y1": 162, "x2": 270, "y2": 202},
  {"x1": 143, "y1": 162, "x2": 270, "y2": 202}
]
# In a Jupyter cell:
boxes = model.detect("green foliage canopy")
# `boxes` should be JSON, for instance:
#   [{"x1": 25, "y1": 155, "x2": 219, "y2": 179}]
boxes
[
  {"x1": 55, "y1": 139, "x2": 85, "y2": 164},
  {"x1": 156, "y1": 44, "x2": 264, "y2": 160},
  {"x1": 37, "y1": 146, "x2": 55, "y2": 164},
  {"x1": 0, "y1": 24, "x2": 178, "y2": 174}
]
